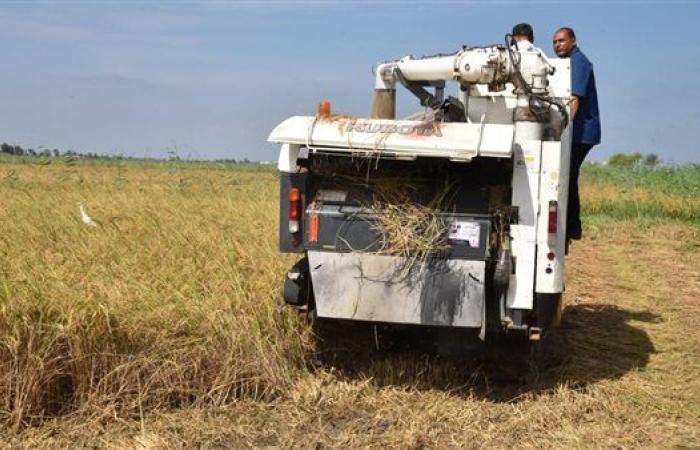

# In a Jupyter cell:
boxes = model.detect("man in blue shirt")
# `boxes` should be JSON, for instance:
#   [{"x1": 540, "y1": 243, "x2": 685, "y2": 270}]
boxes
[{"x1": 552, "y1": 27, "x2": 601, "y2": 241}]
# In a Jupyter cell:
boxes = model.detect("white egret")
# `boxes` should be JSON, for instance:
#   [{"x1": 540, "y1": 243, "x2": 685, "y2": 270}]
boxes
[{"x1": 79, "y1": 204, "x2": 97, "y2": 227}]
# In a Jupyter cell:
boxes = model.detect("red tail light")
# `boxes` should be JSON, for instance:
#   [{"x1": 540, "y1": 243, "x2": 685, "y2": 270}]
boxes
[
  {"x1": 289, "y1": 188, "x2": 300, "y2": 235},
  {"x1": 548, "y1": 201, "x2": 557, "y2": 234},
  {"x1": 547, "y1": 200, "x2": 558, "y2": 245}
]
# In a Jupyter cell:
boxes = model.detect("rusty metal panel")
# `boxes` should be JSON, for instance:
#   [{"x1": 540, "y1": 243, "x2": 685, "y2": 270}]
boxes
[{"x1": 308, "y1": 251, "x2": 484, "y2": 327}]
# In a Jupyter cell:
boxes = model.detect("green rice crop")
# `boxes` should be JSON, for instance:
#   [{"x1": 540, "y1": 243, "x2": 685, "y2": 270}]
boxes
[{"x1": 580, "y1": 163, "x2": 700, "y2": 225}]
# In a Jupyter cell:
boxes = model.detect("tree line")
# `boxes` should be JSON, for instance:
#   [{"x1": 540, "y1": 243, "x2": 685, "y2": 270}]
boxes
[
  {"x1": 1, "y1": 143, "x2": 110, "y2": 159},
  {"x1": 0, "y1": 143, "x2": 267, "y2": 164},
  {"x1": 607, "y1": 153, "x2": 660, "y2": 168}
]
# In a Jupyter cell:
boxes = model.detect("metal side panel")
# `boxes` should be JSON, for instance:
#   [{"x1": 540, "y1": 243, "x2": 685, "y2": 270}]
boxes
[
  {"x1": 308, "y1": 251, "x2": 484, "y2": 327},
  {"x1": 507, "y1": 137, "x2": 542, "y2": 310},
  {"x1": 535, "y1": 140, "x2": 569, "y2": 293}
]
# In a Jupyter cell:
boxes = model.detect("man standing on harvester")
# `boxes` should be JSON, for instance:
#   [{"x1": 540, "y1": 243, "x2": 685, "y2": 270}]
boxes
[
  {"x1": 552, "y1": 27, "x2": 601, "y2": 242},
  {"x1": 511, "y1": 23, "x2": 536, "y2": 52}
]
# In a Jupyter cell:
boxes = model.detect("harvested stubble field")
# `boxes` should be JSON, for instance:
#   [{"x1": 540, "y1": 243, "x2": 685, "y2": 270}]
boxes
[{"x1": 0, "y1": 156, "x2": 698, "y2": 448}]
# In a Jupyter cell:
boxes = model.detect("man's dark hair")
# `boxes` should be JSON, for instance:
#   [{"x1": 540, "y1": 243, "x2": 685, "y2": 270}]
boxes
[
  {"x1": 557, "y1": 27, "x2": 576, "y2": 40},
  {"x1": 512, "y1": 23, "x2": 534, "y2": 43}
]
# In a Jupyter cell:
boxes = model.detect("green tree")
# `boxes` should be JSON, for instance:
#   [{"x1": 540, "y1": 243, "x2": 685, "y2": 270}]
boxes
[
  {"x1": 642, "y1": 153, "x2": 660, "y2": 167},
  {"x1": 608, "y1": 152, "x2": 642, "y2": 168}
]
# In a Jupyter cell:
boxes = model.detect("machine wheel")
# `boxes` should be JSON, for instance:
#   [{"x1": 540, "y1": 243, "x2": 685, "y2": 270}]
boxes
[
  {"x1": 283, "y1": 257, "x2": 312, "y2": 307},
  {"x1": 535, "y1": 292, "x2": 563, "y2": 329},
  {"x1": 484, "y1": 331, "x2": 539, "y2": 382}
]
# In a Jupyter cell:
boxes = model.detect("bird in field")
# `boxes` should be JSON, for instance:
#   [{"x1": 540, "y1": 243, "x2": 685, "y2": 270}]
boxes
[{"x1": 79, "y1": 204, "x2": 97, "y2": 227}]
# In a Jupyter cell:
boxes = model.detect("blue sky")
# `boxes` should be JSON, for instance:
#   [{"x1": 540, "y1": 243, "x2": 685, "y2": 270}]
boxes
[{"x1": 0, "y1": 1, "x2": 698, "y2": 163}]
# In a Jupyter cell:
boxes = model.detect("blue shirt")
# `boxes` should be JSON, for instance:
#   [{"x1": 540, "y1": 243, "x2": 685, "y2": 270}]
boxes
[{"x1": 570, "y1": 47, "x2": 601, "y2": 145}]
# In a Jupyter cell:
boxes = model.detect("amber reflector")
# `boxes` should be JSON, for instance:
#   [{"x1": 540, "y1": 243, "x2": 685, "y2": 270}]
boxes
[{"x1": 318, "y1": 100, "x2": 331, "y2": 117}]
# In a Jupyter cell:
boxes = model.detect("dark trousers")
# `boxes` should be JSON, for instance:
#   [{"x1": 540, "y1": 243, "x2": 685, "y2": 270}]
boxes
[{"x1": 567, "y1": 143, "x2": 594, "y2": 240}]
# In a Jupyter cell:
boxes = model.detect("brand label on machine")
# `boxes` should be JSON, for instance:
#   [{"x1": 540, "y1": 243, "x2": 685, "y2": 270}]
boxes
[{"x1": 345, "y1": 121, "x2": 443, "y2": 137}]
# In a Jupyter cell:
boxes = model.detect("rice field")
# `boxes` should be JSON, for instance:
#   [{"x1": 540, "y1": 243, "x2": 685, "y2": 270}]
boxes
[
  {"x1": 580, "y1": 163, "x2": 700, "y2": 225},
  {"x1": 0, "y1": 156, "x2": 698, "y2": 448}
]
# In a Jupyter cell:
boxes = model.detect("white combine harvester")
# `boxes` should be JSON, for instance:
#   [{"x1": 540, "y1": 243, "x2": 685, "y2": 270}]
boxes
[{"x1": 269, "y1": 35, "x2": 572, "y2": 344}]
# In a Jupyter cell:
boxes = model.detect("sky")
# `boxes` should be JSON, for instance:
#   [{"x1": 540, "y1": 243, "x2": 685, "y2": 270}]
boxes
[{"x1": 0, "y1": 1, "x2": 698, "y2": 163}]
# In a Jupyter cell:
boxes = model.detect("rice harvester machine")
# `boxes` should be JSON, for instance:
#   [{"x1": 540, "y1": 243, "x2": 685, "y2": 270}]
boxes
[{"x1": 269, "y1": 34, "x2": 573, "y2": 342}]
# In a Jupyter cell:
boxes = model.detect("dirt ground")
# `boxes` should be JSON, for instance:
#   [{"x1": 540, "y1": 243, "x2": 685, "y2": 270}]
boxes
[{"x1": 5, "y1": 222, "x2": 700, "y2": 449}]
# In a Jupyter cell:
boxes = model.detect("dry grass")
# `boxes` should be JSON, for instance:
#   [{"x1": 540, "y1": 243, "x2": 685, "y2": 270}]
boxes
[
  {"x1": 1, "y1": 158, "x2": 699, "y2": 448},
  {"x1": 318, "y1": 173, "x2": 455, "y2": 278},
  {"x1": 368, "y1": 182, "x2": 452, "y2": 278},
  {"x1": 0, "y1": 160, "x2": 308, "y2": 431}
]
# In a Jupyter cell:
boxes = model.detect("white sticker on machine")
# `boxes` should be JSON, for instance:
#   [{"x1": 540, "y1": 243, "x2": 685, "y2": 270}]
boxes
[{"x1": 448, "y1": 221, "x2": 480, "y2": 247}]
